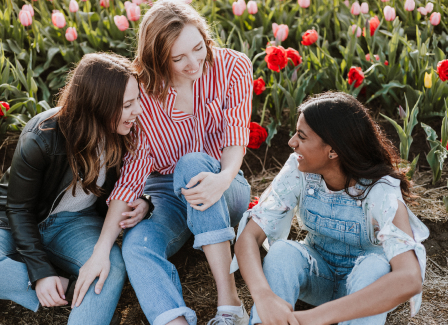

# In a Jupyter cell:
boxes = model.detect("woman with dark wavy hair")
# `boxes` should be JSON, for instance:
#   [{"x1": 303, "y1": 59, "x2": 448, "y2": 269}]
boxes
[
  {"x1": 234, "y1": 92, "x2": 429, "y2": 325},
  {"x1": 0, "y1": 53, "x2": 151, "y2": 324}
]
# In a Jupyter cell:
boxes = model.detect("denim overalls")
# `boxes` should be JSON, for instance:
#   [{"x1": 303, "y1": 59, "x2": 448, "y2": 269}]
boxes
[{"x1": 250, "y1": 173, "x2": 392, "y2": 325}]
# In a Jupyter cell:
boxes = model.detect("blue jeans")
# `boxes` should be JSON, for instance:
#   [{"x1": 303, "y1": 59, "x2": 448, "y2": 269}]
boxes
[
  {"x1": 0, "y1": 206, "x2": 126, "y2": 325},
  {"x1": 122, "y1": 152, "x2": 251, "y2": 325}
]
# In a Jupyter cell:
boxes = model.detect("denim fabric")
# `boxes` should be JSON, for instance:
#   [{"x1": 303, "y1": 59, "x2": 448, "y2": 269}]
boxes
[
  {"x1": 122, "y1": 152, "x2": 251, "y2": 325},
  {"x1": 0, "y1": 206, "x2": 126, "y2": 325},
  {"x1": 250, "y1": 173, "x2": 389, "y2": 325}
]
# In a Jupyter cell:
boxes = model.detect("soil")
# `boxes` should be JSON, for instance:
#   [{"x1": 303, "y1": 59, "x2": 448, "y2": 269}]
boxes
[{"x1": 0, "y1": 116, "x2": 447, "y2": 325}]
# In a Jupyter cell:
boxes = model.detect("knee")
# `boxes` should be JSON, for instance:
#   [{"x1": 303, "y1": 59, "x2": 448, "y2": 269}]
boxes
[
  {"x1": 347, "y1": 254, "x2": 391, "y2": 294},
  {"x1": 263, "y1": 240, "x2": 310, "y2": 279},
  {"x1": 173, "y1": 153, "x2": 218, "y2": 188},
  {"x1": 108, "y1": 246, "x2": 127, "y2": 282}
]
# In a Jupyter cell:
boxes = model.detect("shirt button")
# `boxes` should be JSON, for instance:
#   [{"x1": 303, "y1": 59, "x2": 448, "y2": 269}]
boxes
[
  {"x1": 308, "y1": 189, "x2": 314, "y2": 195},
  {"x1": 356, "y1": 200, "x2": 362, "y2": 206}
]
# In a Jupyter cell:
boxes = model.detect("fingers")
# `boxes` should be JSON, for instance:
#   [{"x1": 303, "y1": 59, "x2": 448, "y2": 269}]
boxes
[
  {"x1": 72, "y1": 274, "x2": 95, "y2": 308},
  {"x1": 95, "y1": 269, "x2": 109, "y2": 295},
  {"x1": 287, "y1": 313, "x2": 300, "y2": 325},
  {"x1": 49, "y1": 289, "x2": 67, "y2": 306},
  {"x1": 185, "y1": 172, "x2": 208, "y2": 188},
  {"x1": 55, "y1": 277, "x2": 66, "y2": 300},
  {"x1": 190, "y1": 203, "x2": 209, "y2": 211}
]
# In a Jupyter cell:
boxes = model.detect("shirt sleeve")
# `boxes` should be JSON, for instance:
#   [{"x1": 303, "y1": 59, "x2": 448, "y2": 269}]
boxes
[
  {"x1": 223, "y1": 53, "x2": 253, "y2": 149},
  {"x1": 365, "y1": 179, "x2": 430, "y2": 316},
  {"x1": 230, "y1": 153, "x2": 304, "y2": 273},
  {"x1": 107, "y1": 126, "x2": 154, "y2": 204}
]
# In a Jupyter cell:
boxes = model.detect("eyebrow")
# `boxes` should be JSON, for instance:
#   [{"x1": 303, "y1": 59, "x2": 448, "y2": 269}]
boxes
[
  {"x1": 297, "y1": 129, "x2": 307, "y2": 137},
  {"x1": 171, "y1": 41, "x2": 203, "y2": 58}
]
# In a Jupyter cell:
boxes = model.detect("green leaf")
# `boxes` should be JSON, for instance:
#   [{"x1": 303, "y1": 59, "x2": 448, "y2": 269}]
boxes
[
  {"x1": 406, "y1": 154, "x2": 419, "y2": 179},
  {"x1": 266, "y1": 117, "x2": 279, "y2": 146}
]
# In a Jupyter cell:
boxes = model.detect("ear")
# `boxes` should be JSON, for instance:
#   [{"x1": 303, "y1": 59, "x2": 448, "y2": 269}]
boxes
[{"x1": 328, "y1": 148, "x2": 338, "y2": 159}]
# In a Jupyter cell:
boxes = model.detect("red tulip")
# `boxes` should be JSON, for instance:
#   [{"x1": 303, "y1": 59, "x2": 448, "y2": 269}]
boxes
[
  {"x1": 368, "y1": 16, "x2": 380, "y2": 36},
  {"x1": 0, "y1": 102, "x2": 10, "y2": 118},
  {"x1": 18, "y1": 10, "x2": 33, "y2": 26},
  {"x1": 348, "y1": 66, "x2": 364, "y2": 88},
  {"x1": 69, "y1": 0, "x2": 79, "y2": 12},
  {"x1": 272, "y1": 23, "x2": 289, "y2": 42},
  {"x1": 126, "y1": 2, "x2": 141, "y2": 21},
  {"x1": 100, "y1": 0, "x2": 110, "y2": 8},
  {"x1": 52, "y1": 10, "x2": 66, "y2": 28},
  {"x1": 114, "y1": 15, "x2": 129, "y2": 31},
  {"x1": 248, "y1": 123, "x2": 268, "y2": 149},
  {"x1": 301, "y1": 29, "x2": 318, "y2": 46},
  {"x1": 437, "y1": 60, "x2": 448, "y2": 82},
  {"x1": 264, "y1": 46, "x2": 288, "y2": 72},
  {"x1": 285, "y1": 48, "x2": 302, "y2": 66},
  {"x1": 65, "y1": 27, "x2": 78, "y2": 41},
  {"x1": 253, "y1": 77, "x2": 266, "y2": 95},
  {"x1": 248, "y1": 197, "x2": 259, "y2": 209},
  {"x1": 22, "y1": 4, "x2": 34, "y2": 16},
  {"x1": 430, "y1": 12, "x2": 441, "y2": 26},
  {"x1": 247, "y1": 1, "x2": 258, "y2": 14}
]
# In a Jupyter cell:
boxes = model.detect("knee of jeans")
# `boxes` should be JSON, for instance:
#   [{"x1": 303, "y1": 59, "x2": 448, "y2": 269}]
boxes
[
  {"x1": 346, "y1": 254, "x2": 391, "y2": 294},
  {"x1": 263, "y1": 240, "x2": 312, "y2": 279},
  {"x1": 108, "y1": 246, "x2": 127, "y2": 281},
  {"x1": 173, "y1": 153, "x2": 217, "y2": 188}
]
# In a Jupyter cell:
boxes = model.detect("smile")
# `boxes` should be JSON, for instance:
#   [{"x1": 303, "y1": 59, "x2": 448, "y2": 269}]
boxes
[{"x1": 185, "y1": 69, "x2": 199, "y2": 74}]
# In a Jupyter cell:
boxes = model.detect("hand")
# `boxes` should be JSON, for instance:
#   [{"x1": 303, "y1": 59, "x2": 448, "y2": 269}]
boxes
[
  {"x1": 181, "y1": 172, "x2": 230, "y2": 211},
  {"x1": 71, "y1": 252, "x2": 110, "y2": 308},
  {"x1": 253, "y1": 290, "x2": 299, "y2": 325},
  {"x1": 36, "y1": 276, "x2": 68, "y2": 307},
  {"x1": 293, "y1": 310, "x2": 323, "y2": 325},
  {"x1": 120, "y1": 198, "x2": 149, "y2": 229}
]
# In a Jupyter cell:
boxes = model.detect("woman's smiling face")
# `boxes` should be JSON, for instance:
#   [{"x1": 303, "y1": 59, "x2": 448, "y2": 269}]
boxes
[
  {"x1": 169, "y1": 24, "x2": 207, "y2": 85},
  {"x1": 288, "y1": 113, "x2": 333, "y2": 174}
]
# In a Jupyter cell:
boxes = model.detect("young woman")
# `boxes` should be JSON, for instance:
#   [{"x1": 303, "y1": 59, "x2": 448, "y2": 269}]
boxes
[
  {"x1": 0, "y1": 53, "x2": 151, "y2": 324},
  {"x1": 117, "y1": 1, "x2": 252, "y2": 324},
  {"x1": 233, "y1": 92, "x2": 429, "y2": 325}
]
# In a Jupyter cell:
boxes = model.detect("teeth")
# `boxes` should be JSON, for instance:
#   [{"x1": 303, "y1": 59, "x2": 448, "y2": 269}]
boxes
[
  {"x1": 186, "y1": 69, "x2": 198, "y2": 74},
  {"x1": 125, "y1": 119, "x2": 135, "y2": 124}
]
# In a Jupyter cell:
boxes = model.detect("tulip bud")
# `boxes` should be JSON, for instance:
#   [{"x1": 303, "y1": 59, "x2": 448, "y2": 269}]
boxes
[
  {"x1": 344, "y1": 0, "x2": 349, "y2": 6},
  {"x1": 114, "y1": 15, "x2": 129, "y2": 31},
  {"x1": 52, "y1": 10, "x2": 66, "y2": 28},
  {"x1": 351, "y1": 25, "x2": 362, "y2": 37},
  {"x1": 425, "y1": 2, "x2": 433, "y2": 13},
  {"x1": 360, "y1": 2, "x2": 368, "y2": 13},
  {"x1": 124, "y1": 1, "x2": 132, "y2": 8},
  {"x1": 69, "y1": 0, "x2": 79, "y2": 12},
  {"x1": 417, "y1": 7, "x2": 427, "y2": 15},
  {"x1": 298, "y1": 0, "x2": 310, "y2": 8},
  {"x1": 365, "y1": 53, "x2": 371, "y2": 61},
  {"x1": 383, "y1": 6, "x2": 396, "y2": 21},
  {"x1": 398, "y1": 106, "x2": 406, "y2": 119},
  {"x1": 238, "y1": 0, "x2": 247, "y2": 11},
  {"x1": 18, "y1": 10, "x2": 33, "y2": 27},
  {"x1": 424, "y1": 72, "x2": 432, "y2": 88},
  {"x1": 430, "y1": 12, "x2": 441, "y2": 26},
  {"x1": 272, "y1": 23, "x2": 289, "y2": 42},
  {"x1": 65, "y1": 27, "x2": 78, "y2": 41},
  {"x1": 232, "y1": 0, "x2": 245, "y2": 16},
  {"x1": 404, "y1": 0, "x2": 415, "y2": 11},
  {"x1": 126, "y1": 2, "x2": 141, "y2": 21},
  {"x1": 22, "y1": 4, "x2": 34, "y2": 16},
  {"x1": 350, "y1": 2, "x2": 361, "y2": 15},
  {"x1": 247, "y1": 1, "x2": 258, "y2": 14},
  {"x1": 100, "y1": 0, "x2": 110, "y2": 8}
]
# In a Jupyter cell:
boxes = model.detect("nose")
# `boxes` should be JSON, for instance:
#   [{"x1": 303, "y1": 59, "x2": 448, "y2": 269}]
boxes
[
  {"x1": 186, "y1": 53, "x2": 201, "y2": 69},
  {"x1": 133, "y1": 100, "x2": 143, "y2": 116},
  {"x1": 288, "y1": 134, "x2": 298, "y2": 150}
]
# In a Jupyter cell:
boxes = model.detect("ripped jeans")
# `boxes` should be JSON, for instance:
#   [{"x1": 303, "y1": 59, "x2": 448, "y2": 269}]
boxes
[{"x1": 250, "y1": 240, "x2": 391, "y2": 325}]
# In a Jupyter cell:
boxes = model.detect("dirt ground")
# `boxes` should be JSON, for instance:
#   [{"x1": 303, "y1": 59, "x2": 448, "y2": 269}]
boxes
[{"x1": 1, "y1": 117, "x2": 447, "y2": 325}]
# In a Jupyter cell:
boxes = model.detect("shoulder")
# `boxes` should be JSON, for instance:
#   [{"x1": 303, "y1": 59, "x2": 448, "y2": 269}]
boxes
[
  {"x1": 366, "y1": 176, "x2": 402, "y2": 202},
  {"x1": 211, "y1": 47, "x2": 252, "y2": 78}
]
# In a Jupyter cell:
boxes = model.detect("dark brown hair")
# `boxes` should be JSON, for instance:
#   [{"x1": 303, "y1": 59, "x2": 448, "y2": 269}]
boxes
[
  {"x1": 49, "y1": 53, "x2": 139, "y2": 196},
  {"x1": 133, "y1": 0, "x2": 215, "y2": 107},
  {"x1": 298, "y1": 91, "x2": 415, "y2": 203}
]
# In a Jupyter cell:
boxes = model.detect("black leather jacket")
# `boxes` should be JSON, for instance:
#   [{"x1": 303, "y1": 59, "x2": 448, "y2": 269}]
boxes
[{"x1": 0, "y1": 108, "x2": 119, "y2": 286}]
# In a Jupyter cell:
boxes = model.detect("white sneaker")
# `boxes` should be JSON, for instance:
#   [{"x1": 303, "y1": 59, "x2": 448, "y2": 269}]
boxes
[{"x1": 207, "y1": 305, "x2": 249, "y2": 325}]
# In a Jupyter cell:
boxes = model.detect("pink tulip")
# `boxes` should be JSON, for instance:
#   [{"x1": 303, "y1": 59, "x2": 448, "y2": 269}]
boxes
[
  {"x1": 344, "y1": 0, "x2": 349, "y2": 6},
  {"x1": 430, "y1": 12, "x2": 441, "y2": 25},
  {"x1": 65, "y1": 27, "x2": 78, "y2": 41},
  {"x1": 114, "y1": 15, "x2": 129, "y2": 31},
  {"x1": 247, "y1": 1, "x2": 258, "y2": 14},
  {"x1": 360, "y1": 2, "x2": 369, "y2": 13},
  {"x1": 425, "y1": 2, "x2": 433, "y2": 13},
  {"x1": 404, "y1": 0, "x2": 415, "y2": 11},
  {"x1": 272, "y1": 23, "x2": 289, "y2": 42},
  {"x1": 350, "y1": 2, "x2": 361, "y2": 15},
  {"x1": 126, "y1": 3, "x2": 140, "y2": 21},
  {"x1": 351, "y1": 24, "x2": 362, "y2": 37},
  {"x1": 69, "y1": 0, "x2": 79, "y2": 12},
  {"x1": 100, "y1": 0, "x2": 109, "y2": 8},
  {"x1": 124, "y1": 1, "x2": 132, "y2": 8},
  {"x1": 384, "y1": 6, "x2": 396, "y2": 21},
  {"x1": 238, "y1": 0, "x2": 247, "y2": 11},
  {"x1": 417, "y1": 7, "x2": 427, "y2": 15},
  {"x1": 381, "y1": 0, "x2": 389, "y2": 2},
  {"x1": 22, "y1": 4, "x2": 34, "y2": 16},
  {"x1": 232, "y1": 0, "x2": 245, "y2": 16},
  {"x1": 18, "y1": 10, "x2": 32, "y2": 26},
  {"x1": 132, "y1": 0, "x2": 144, "y2": 4},
  {"x1": 298, "y1": 0, "x2": 310, "y2": 8},
  {"x1": 52, "y1": 11, "x2": 66, "y2": 28}
]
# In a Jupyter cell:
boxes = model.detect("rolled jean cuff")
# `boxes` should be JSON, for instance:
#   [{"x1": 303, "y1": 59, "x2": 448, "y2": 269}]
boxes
[
  {"x1": 153, "y1": 307, "x2": 197, "y2": 325},
  {"x1": 193, "y1": 227, "x2": 236, "y2": 250}
]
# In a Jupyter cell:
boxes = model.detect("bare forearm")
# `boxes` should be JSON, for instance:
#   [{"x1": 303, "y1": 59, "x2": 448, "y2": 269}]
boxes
[
  {"x1": 220, "y1": 146, "x2": 245, "y2": 185},
  {"x1": 94, "y1": 199, "x2": 132, "y2": 254}
]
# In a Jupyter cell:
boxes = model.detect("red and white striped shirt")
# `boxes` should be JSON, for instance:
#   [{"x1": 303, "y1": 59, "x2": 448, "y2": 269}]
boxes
[{"x1": 108, "y1": 47, "x2": 253, "y2": 203}]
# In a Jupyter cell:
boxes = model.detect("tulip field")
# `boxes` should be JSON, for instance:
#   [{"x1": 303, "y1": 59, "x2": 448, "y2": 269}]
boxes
[{"x1": 1, "y1": 0, "x2": 448, "y2": 323}]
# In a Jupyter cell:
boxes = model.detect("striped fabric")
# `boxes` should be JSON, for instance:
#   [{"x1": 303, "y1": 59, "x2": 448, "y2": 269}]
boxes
[{"x1": 108, "y1": 47, "x2": 253, "y2": 203}]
